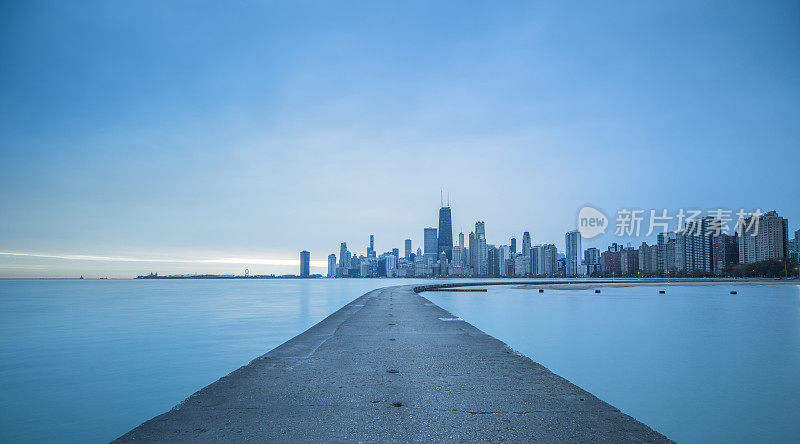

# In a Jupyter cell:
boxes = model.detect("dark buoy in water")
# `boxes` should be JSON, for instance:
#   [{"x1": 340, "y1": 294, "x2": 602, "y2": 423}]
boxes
[
  {"x1": 730, "y1": 290, "x2": 738, "y2": 294},
  {"x1": 659, "y1": 290, "x2": 666, "y2": 294},
  {"x1": 538, "y1": 289, "x2": 544, "y2": 293},
  {"x1": 595, "y1": 289, "x2": 601, "y2": 294}
]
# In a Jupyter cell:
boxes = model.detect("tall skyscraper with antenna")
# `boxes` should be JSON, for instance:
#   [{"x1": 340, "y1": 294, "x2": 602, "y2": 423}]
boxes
[{"x1": 437, "y1": 193, "x2": 453, "y2": 261}]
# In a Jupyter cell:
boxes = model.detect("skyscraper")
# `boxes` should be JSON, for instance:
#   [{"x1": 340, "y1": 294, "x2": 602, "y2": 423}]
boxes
[
  {"x1": 738, "y1": 210, "x2": 789, "y2": 263},
  {"x1": 339, "y1": 242, "x2": 347, "y2": 267},
  {"x1": 327, "y1": 254, "x2": 336, "y2": 278},
  {"x1": 584, "y1": 247, "x2": 601, "y2": 276},
  {"x1": 522, "y1": 232, "x2": 531, "y2": 257},
  {"x1": 468, "y1": 231, "x2": 477, "y2": 274},
  {"x1": 475, "y1": 221, "x2": 488, "y2": 275},
  {"x1": 565, "y1": 230, "x2": 582, "y2": 276},
  {"x1": 541, "y1": 244, "x2": 558, "y2": 276},
  {"x1": 404, "y1": 239, "x2": 412, "y2": 259},
  {"x1": 423, "y1": 227, "x2": 438, "y2": 262},
  {"x1": 437, "y1": 205, "x2": 453, "y2": 261},
  {"x1": 300, "y1": 250, "x2": 310, "y2": 277},
  {"x1": 459, "y1": 231, "x2": 465, "y2": 249},
  {"x1": 368, "y1": 235, "x2": 375, "y2": 257},
  {"x1": 510, "y1": 236, "x2": 516, "y2": 255}
]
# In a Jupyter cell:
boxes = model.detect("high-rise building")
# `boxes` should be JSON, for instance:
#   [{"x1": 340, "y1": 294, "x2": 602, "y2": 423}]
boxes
[
  {"x1": 522, "y1": 232, "x2": 531, "y2": 257},
  {"x1": 438, "y1": 206, "x2": 453, "y2": 261},
  {"x1": 459, "y1": 231, "x2": 465, "y2": 249},
  {"x1": 510, "y1": 237, "x2": 517, "y2": 255},
  {"x1": 452, "y1": 245, "x2": 464, "y2": 267},
  {"x1": 794, "y1": 229, "x2": 800, "y2": 262},
  {"x1": 657, "y1": 232, "x2": 678, "y2": 273},
  {"x1": 514, "y1": 253, "x2": 530, "y2": 276},
  {"x1": 368, "y1": 235, "x2": 375, "y2": 257},
  {"x1": 404, "y1": 239, "x2": 412, "y2": 259},
  {"x1": 488, "y1": 246, "x2": 500, "y2": 277},
  {"x1": 620, "y1": 248, "x2": 639, "y2": 275},
  {"x1": 300, "y1": 250, "x2": 310, "y2": 277},
  {"x1": 497, "y1": 245, "x2": 509, "y2": 277},
  {"x1": 339, "y1": 243, "x2": 348, "y2": 267},
  {"x1": 468, "y1": 231, "x2": 477, "y2": 275},
  {"x1": 327, "y1": 254, "x2": 336, "y2": 278},
  {"x1": 638, "y1": 243, "x2": 658, "y2": 274},
  {"x1": 423, "y1": 227, "x2": 438, "y2": 261},
  {"x1": 541, "y1": 244, "x2": 558, "y2": 276},
  {"x1": 565, "y1": 230, "x2": 582, "y2": 276},
  {"x1": 680, "y1": 217, "x2": 713, "y2": 273},
  {"x1": 584, "y1": 247, "x2": 601, "y2": 276},
  {"x1": 474, "y1": 221, "x2": 488, "y2": 275},
  {"x1": 713, "y1": 233, "x2": 739, "y2": 274},
  {"x1": 738, "y1": 210, "x2": 789, "y2": 263}
]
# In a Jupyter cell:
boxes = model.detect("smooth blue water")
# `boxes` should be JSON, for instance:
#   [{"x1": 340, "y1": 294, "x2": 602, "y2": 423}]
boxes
[
  {"x1": 0, "y1": 278, "x2": 441, "y2": 443},
  {"x1": 425, "y1": 284, "x2": 800, "y2": 443}
]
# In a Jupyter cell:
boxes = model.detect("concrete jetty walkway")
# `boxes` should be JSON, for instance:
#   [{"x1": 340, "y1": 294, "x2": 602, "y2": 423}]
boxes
[{"x1": 117, "y1": 284, "x2": 671, "y2": 442}]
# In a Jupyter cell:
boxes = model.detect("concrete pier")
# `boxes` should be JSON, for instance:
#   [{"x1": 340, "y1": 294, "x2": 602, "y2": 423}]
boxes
[{"x1": 117, "y1": 285, "x2": 671, "y2": 442}]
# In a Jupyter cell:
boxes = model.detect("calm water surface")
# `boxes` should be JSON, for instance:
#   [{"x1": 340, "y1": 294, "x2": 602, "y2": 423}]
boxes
[
  {"x1": 2, "y1": 280, "x2": 799, "y2": 443},
  {"x1": 0, "y1": 278, "x2": 439, "y2": 443},
  {"x1": 426, "y1": 284, "x2": 800, "y2": 443}
]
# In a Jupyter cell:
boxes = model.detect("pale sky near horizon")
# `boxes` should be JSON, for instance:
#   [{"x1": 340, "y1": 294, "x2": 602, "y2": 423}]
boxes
[{"x1": 1, "y1": 1, "x2": 799, "y2": 277}]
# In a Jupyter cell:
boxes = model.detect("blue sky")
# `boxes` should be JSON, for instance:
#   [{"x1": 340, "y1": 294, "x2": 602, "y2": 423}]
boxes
[{"x1": 1, "y1": 1, "x2": 798, "y2": 277}]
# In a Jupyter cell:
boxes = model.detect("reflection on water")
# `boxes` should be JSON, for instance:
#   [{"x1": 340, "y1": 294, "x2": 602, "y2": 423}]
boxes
[{"x1": 426, "y1": 284, "x2": 800, "y2": 443}]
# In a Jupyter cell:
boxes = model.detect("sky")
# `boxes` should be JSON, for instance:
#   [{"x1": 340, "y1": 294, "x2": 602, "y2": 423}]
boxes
[{"x1": 1, "y1": 0, "x2": 799, "y2": 277}]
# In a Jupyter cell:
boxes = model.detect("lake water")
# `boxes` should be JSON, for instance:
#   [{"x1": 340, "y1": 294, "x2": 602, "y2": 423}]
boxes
[
  {"x1": 1, "y1": 279, "x2": 798, "y2": 443},
  {"x1": 0, "y1": 278, "x2": 439, "y2": 443},
  {"x1": 426, "y1": 283, "x2": 800, "y2": 443}
]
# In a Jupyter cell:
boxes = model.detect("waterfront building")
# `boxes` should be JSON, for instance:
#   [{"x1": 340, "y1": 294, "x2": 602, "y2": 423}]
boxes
[
  {"x1": 503, "y1": 259, "x2": 513, "y2": 276},
  {"x1": 510, "y1": 236, "x2": 516, "y2": 255},
  {"x1": 327, "y1": 254, "x2": 336, "y2": 278},
  {"x1": 657, "y1": 232, "x2": 678, "y2": 273},
  {"x1": 738, "y1": 210, "x2": 790, "y2": 263},
  {"x1": 423, "y1": 227, "x2": 438, "y2": 262},
  {"x1": 438, "y1": 206, "x2": 453, "y2": 261},
  {"x1": 619, "y1": 248, "x2": 639, "y2": 275},
  {"x1": 473, "y1": 221, "x2": 489, "y2": 275},
  {"x1": 794, "y1": 229, "x2": 800, "y2": 262},
  {"x1": 300, "y1": 250, "x2": 310, "y2": 277},
  {"x1": 584, "y1": 247, "x2": 601, "y2": 276},
  {"x1": 531, "y1": 245, "x2": 542, "y2": 275},
  {"x1": 386, "y1": 254, "x2": 397, "y2": 278},
  {"x1": 514, "y1": 254, "x2": 530, "y2": 277},
  {"x1": 368, "y1": 235, "x2": 374, "y2": 257},
  {"x1": 339, "y1": 243, "x2": 348, "y2": 268},
  {"x1": 452, "y1": 245, "x2": 464, "y2": 267},
  {"x1": 541, "y1": 244, "x2": 558, "y2": 276},
  {"x1": 556, "y1": 258, "x2": 566, "y2": 277},
  {"x1": 600, "y1": 244, "x2": 624, "y2": 276},
  {"x1": 712, "y1": 233, "x2": 739, "y2": 274},
  {"x1": 522, "y1": 232, "x2": 531, "y2": 257},
  {"x1": 488, "y1": 246, "x2": 500, "y2": 277},
  {"x1": 565, "y1": 230, "x2": 582, "y2": 276},
  {"x1": 404, "y1": 239, "x2": 412, "y2": 260},
  {"x1": 359, "y1": 261, "x2": 369, "y2": 277},
  {"x1": 497, "y1": 245, "x2": 509, "y2": 276},
  {"x1": 638, "y1": 243, "x2": 658, "y2": 274}
]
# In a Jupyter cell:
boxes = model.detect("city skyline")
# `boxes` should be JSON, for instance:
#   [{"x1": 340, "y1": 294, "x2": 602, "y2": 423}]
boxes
[
  {"x1": 2, "y1": 1, "x2": 799, "y2": 277},
  {"x1": 326, "y1": 202, "x2": 798, "y2": 279}
]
